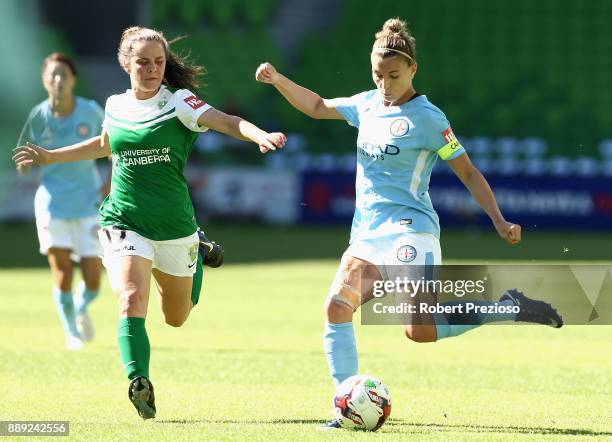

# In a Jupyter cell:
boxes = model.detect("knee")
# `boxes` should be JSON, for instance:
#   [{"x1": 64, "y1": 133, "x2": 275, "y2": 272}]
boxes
[
  {"x1": 325, "y1": 298, "x2": 353, "y2": 323},
  {"x1": 403, "y1": 325, "x2": 437, "y2": 343},
  {"x1": 325, "y1": 279, "x2": 361, "y2": 323},
  {"x1": 55, "y1": 268, "x2": 73, "y2": 290},
  {"x1": 164, "y1": 314, "x2": 188, "y2": 328},
  {"x1": 58, "y1": 267, "x2": 73, "y2": 280},
  {"x1": 118, "y1": 288, "x2": 147, "y2": 317}
]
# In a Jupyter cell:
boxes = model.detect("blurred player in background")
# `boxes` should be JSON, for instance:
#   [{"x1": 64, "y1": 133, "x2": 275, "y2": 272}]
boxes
[
  {"x1": 16, "y1": 53, "x2": 107, "y2": 351},
  {"x1": 14, "y1": 26, "x2": 286, "y2": 420},
  {"x1": 257, "y1": 17, "x2": 563, "y2": 428}
]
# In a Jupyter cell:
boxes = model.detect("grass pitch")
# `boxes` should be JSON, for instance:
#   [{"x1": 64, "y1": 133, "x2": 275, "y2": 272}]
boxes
[{"x1": 1, "y1": 259, "x2": 611, "y2": 441}]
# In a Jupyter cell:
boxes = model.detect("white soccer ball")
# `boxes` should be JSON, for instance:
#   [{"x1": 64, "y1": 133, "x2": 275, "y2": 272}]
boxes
[{"x1": 333, "y1": 374, "x2": 392, "y2": 431}]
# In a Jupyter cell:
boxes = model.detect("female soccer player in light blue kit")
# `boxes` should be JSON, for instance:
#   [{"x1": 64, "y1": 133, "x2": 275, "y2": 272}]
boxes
[
  {"x1": 257, "y1": 17, "x2": 562, "y2": 428},
  {"x1": 17, "y1": 53, "x2": 106, "y2": 350}
]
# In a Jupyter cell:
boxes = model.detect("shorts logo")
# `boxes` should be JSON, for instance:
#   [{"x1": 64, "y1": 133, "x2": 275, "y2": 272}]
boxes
[
  {"x1": 389, "y1": 118, "x2": 410, "y2": 137},
  {"x1": 112, "y1": 245, "x2": 136, "y2": 253},
  {"x1": 188, "y1": 243, "x2": 199, "y2": 267},
  {"x1": 184, "y1": 95, "x2": 206, "y2": 110},
  {"x1": 77, "y1": 123, "x2": 91, "y2": 137},
  {"x1": 442, "y1": 127, "x2": 457, "y2": 145},
  {"x1": 397, "y1": 244, "x2": 417, "y2": 263}
]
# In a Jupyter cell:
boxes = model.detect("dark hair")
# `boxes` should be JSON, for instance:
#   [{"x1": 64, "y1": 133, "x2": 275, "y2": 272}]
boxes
[
  {"x1": 118, "y1": 26, "x2": 205, "y2": 91},
  {"x1": 372, "y1": 18, "x2": 416, "y2": 66},
  {"x1": 42, "y1": 52, "x2": 77, "y2": 76}
]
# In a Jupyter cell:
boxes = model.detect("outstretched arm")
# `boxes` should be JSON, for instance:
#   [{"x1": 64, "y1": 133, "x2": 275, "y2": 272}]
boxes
[
  {"x1": 13, "y1": 132, "x2": 110, "y2": 167},
  {"x1": 197, "y1": 108, "x2": 286, "y2": 154},
  {"x1": 256, "y1": 62, "x2": 343, "y2": 120},
  {"x1": 448, "y1": 153, "x2": 521, "y2": 245}
]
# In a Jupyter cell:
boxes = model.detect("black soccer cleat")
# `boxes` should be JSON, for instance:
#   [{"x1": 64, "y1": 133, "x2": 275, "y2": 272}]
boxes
[
  {"x1": 319, "y1": 419, "x2": 342, "y2": 430},
  {"x1": 197, "y1": 227, "x2": 224, "y2": 268},
  {"x1": 500, "y1": 288, "x2": 563, "y2": 328},
  {"x1": 128, "y1": 376, "x2": 156, "y2": 420}
]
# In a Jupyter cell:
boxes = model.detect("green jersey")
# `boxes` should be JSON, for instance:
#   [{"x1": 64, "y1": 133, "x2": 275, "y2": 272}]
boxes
[{"x1": 100, "y1": 86, "x2": 211, "y2": 240}]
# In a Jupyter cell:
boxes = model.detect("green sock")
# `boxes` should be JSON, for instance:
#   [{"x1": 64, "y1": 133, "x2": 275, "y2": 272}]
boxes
[
  {"x1": 117, "y1": 317, "x2": 150, "y2": 380},
  {"x1": 191, "y1": 254, "x2": 204, "y2": 307}
]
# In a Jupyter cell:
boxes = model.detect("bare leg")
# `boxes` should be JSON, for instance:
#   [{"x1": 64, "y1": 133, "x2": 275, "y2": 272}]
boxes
[{"x1": 152, "y1": 269, "x2": 193, "y2": 327}]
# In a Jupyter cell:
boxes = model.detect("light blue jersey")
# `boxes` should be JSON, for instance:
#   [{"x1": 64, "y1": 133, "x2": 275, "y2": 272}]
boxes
[
  {"x1": 331, "y1": 90, "x2": 465, "y2": 242},
  {"x1": 18, "y1": 97, "x2": 104, "y2": 219}
]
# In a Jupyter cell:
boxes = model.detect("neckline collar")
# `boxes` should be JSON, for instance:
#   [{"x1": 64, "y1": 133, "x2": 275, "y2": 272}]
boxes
[
  {"x1": 128, "y1": 85, "x2": 166, "y2": 104},
  {"x1": 377, "y1": 90, "x2": 423, "y2": 111}
]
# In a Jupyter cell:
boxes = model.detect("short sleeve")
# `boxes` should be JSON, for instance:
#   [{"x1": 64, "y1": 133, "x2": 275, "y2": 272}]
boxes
[
  {"x1": 174, "y1": 89, "x2": 212, "y2": 132},
  {"x1": 101, "y1": 96, "x2": 113, "y2": 131},
  {"x1": 16, "y1": 107, "x2": 39, "y2": 146},
  {"x1": 326, "y1": 92, "x2": 364, "y2": 128},
  {"x1": 426, "y1": 110, "x2": 465, "y2": 161}
]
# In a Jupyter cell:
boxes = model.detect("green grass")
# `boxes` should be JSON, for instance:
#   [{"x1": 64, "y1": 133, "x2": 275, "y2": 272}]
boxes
[{"x1": 1, "y1": 260, "x2": 611, "y2": 441}]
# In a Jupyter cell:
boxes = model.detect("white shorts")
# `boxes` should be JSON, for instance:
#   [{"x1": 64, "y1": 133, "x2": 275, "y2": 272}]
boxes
[
  {"x1": 36, "y1": 214, "x2": 102, "y2": 258},
  {"x1": 344, "y1": 232, "x2": 442, "y2": 280},
  {"x1": 98, "y1": 228, "x2": 200, "y2": 277}
]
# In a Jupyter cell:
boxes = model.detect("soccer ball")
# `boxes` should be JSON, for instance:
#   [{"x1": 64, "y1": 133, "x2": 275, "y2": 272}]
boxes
[{"x1": 333, "y1": 374, "x2": 392, "y2": 431}]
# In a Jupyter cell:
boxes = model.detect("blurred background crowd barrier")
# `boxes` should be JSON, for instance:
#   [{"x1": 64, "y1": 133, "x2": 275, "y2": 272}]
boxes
[{"x1": 1, "y1": 0, "x2": 611, "y2": 229}]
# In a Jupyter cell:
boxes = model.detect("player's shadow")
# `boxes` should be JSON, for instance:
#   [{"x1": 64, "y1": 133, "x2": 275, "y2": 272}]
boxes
[
  {"x1": 157, "y1": 418, "x2": 326, "y2": 425},
  {"x1": 382, "y1": 420, "x2": 612, "y2": 437},
  {"x1": 157, "y1": 418, "x2": 612, "y2": 437}
]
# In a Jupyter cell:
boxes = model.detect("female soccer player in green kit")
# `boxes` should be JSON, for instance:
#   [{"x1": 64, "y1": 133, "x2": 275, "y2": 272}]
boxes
[{"x1": 14, "y1": 26, "x2": 286, "y2": 420}]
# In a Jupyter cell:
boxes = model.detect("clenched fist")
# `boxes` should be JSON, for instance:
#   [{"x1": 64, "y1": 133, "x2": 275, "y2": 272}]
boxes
[{"x1": 255, "y1": 63, "x2": 281, "y2": 85}]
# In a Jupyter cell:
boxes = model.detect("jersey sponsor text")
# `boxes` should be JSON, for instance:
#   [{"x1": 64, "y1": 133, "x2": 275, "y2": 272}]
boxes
[{"x1": 184, "y1": 95, "x2": 206, "y2": 110}]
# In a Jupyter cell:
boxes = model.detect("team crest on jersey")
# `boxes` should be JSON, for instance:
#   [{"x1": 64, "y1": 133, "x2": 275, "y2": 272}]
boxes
[
  {"x1": 157, "y1": 98, "x2": 168, "y2": 109},
  {"x1": 397, "y1": 244, "x2": 417, "y2": 263},
  {"x1": 184, "y1": 95, "x2": 206, "y2": 110},
  {"x1": 77, "y1": 123, "x2": 91, "y2": 137},
  {"x1": 389, "y1": 118, "x2": 411, "y2": 137}
]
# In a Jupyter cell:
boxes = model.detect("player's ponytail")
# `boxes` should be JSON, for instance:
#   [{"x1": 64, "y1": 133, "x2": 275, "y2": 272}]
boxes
[
  {"x1": 372, "y1": 17, "x2": 416, "y2": 66},
  {"x1": 118, "y1": 27, "x2": 205, "y2": 92},
  {"x1": 164, "y1": 36, "x2": 206, "y2": 92}
]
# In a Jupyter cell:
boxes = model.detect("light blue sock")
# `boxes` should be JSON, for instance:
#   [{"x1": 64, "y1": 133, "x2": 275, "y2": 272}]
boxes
[
  {"x1": 75, "y1": 281, "x2": 99, "y2": 314},
  {"x1": 52, "y1": 287, "x2": 80, "y2": 338},
  {"x1": 323, "y1": 322, "x2": 358, "y2": 387},
  {"x1": 434, "y1": 300, "x2": 516, "y2": 340}
]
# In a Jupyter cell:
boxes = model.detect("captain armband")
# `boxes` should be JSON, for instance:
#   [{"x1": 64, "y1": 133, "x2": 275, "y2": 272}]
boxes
[
  {"x1": 436, "y1": 139, "x2": 462, "y2": 160},
  {"x1": 436, "y1": 127, "x2": 462, "y2": 160}
]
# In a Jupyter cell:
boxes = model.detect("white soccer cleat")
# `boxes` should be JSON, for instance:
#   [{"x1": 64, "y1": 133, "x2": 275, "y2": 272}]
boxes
[
  {"x1": 66, "y1": 335, "x2": 84, "y2": 351},
  {"x1": 76, "y1": 311, "x2": 95, "y2": 341}
]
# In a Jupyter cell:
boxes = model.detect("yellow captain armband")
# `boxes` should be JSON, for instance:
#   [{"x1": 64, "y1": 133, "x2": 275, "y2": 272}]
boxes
[{"x1": 436, "y1": 139, "x2": 462, "y2": 160}]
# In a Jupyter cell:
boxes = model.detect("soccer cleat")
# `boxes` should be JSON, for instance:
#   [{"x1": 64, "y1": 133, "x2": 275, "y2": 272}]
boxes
[
  {"x1": 65, "y1": 335, "x2": 84, "y2": 351},
  {"x1": 76, "y1": 311, "x2": 95, "y2": 342},
  {"x1": 500, "y1": 289, "x2": 563, "y2": 328},
  {"x1": 128, "y1": 376, "x2": 156, "y2": 420},
  {"x1": 319, "y1": 420, "x2": 342, "y2": 430},
  {"x1": 197, "y1": 227, "x2": 224, "y2": 268}
]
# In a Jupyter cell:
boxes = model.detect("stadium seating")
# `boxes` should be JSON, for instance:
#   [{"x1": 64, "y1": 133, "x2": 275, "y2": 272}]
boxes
[
  {"x1": 149, "y1": 0, "x2": 610, "y2": 168},
  {"x1": 287, "y1": 0, "x2": 611, "y2": 161}
]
